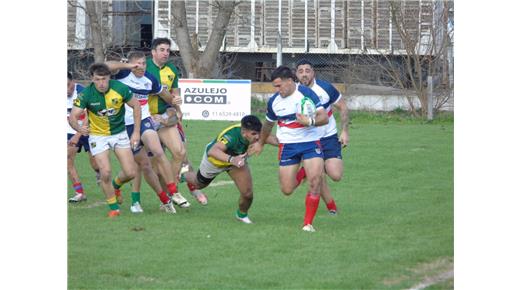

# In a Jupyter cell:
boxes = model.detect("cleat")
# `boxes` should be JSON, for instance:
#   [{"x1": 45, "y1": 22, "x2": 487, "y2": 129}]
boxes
[
  {"x1": 179, "y1": 164, "x2": 190, "y2": 183},
  {"x1": 114, "y1": 189, "x2": 123, "y2": 204},
  {"x1": 108, "y1": 209, "x2": 120, "y2": 217},
  {"x1": 191, "y1": 190, "x2": 208, "y2": 205},
  {"x1": 328, "y1": 210, "x2": 337, "y2": 215},
  {"x1": 69, "y1": 193, "x2": 87, "y2": 203},
  {"x1": 159, "y1": 200, "x2": 177, "y2": 214},
  {"x1": 235, "y1": 214, "x2": 253, "y2": 224},
  {"x1": 302, "y1": 224, "x2": 316, "y2": 232},
  {"x1": 171, "y1": 192, "x2": 190, "y2": 208},
  {"x1": 130, "y1": 202, "x2": 144, "y2": 213}
]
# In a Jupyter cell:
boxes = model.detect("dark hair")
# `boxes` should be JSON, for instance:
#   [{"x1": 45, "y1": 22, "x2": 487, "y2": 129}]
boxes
[
  {"x1": 151, "y1": 38, "x2": 171, "y2": 50},
  {"x1": 88, "y1": 63, "x2": 111, "y2": 77},
  {"x1": 271, "y1": 66, "x2": 295, "y2": 82},
  {"x1": 241, "y1": 115, "x2": 262, "y2": 132},
  {"x1": 295, "y1": 59, "x2": 314, "y2": 70},
  {"x1": 127, "y1": 51, "x2": 146, "y2": 61},
  {"x1": 68, "y1": 71, "x2": 73, "y2": 80}
]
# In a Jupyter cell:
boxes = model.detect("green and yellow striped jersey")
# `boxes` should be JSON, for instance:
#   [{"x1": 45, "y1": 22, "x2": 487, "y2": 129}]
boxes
[
  {"x1": 73, "y1": 80, "x2": 133, "y2": 136},
  {"x1": 206, "y1": 124, "x2": 249, "y2": 168},
  {"x1": 146, "y1": 57, "x2": 180, "y2": 114}
]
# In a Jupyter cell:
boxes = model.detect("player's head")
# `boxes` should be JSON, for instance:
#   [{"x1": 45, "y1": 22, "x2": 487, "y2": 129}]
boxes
[
  {"x1": 67, "y1": 72, "x2": 75, "y2": 97},
  {"x1": 271, "y1": 66, "x2": 296, "y2": 97},
  {"x1": 241, "y1": 115, "x2": 262, "y2": 143},
  {"x1": 127, "y1": 51, "x2": 146, "y2": 77},
  {"x1": 151, "y1": 38, "x2": 171, "y2": 66},
  {"x1": 295, "y1": 59, "x2": 316, "y2": 87},
  {"x1": 89, "y1": 63, "x2": 111, "y2": 93}
]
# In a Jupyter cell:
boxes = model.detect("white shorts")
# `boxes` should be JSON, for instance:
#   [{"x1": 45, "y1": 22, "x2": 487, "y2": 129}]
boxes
[{"x1": 88, "y1": 131, "x2": 131, "y2": 156}]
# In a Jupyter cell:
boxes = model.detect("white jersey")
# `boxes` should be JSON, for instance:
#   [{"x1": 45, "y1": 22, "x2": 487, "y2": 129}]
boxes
[
  {"x1": 309, "y1": 79, "x2": 343, "y2": 138},
  {"x1": 266, "y1": 84, "x2": 325, "y2": 144},
  {"x1": 114, "y1": 69, "x2": 162, "y2": 125},
  {"x1": 67, "y1": 83, "x2": 85, "y2": 134}
]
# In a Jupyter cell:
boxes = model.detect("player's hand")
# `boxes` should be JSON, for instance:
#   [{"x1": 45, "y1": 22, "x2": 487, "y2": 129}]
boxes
[
  {"x1": 295, "y1": 113, "x2": 311, "y2": 126},
  {"x1": 230, "y1": 153, "x2": 247, "y2": 168},
  {"x1": 339, "y1": 131, "x2": 349, "y2": 148},
  {"x1": 172, "y1": 95, "x2": 182, "y2": 106},
  {"x1": 130, "y1": 133, "x2": 141, "y2": 150},
  {"x1": 78, "y1": 125, "x2": 89, "y2": 136},
  {"x1": 247, "y1": 142, "x2": 264, "y2": 156}
]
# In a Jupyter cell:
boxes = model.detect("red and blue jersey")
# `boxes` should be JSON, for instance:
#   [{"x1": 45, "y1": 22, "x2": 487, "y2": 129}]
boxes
[
  {"x1": 266, "y1": 84, "x2": 325, "y2": 144},
  {"x1": 308, "y1": 79, "x2": 342, "y2": 138},
  {"x1": 114, "y1": 69, "x2": 162, "y2": 125}
]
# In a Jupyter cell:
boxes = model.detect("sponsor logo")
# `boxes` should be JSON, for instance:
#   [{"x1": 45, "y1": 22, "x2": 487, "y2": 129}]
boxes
[
  {"x1": 90, "y1": 102, "x2": 100, "y2": 106},
  {"x1": 97, "y1": 108, "x2": 116, "y2": 116},
  {"x1": 202, "y1": 110, "x2": 209, "y2": 118},
  {"x1": 144, "y1": 121, "x2": 151, "y2": 128},
  {"x1": 184, "y1": 95, "x2": 227, "y2": 105},
  {"x1": 315, "y1": 147, "x2": 322, "y2": 154},
  {"x1": 90, "y1": 142, "x2": 96, "y2": 148}
]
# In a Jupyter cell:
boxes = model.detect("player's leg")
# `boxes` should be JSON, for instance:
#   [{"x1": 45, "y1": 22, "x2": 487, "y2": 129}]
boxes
[
  {"x1": 183, "y1": 157, "x2": 208, "y2": 205},
  {"x1": 157, "y1": 125, "x2": 190, "y2": 207},
  {"x1": 141, "y1": 128, "x2": 179, "y2": 197},
  {"x1": 92, "y1": 149, "x2": 121, "y2": 216},
  {"x1": 67, "y1": 138, "x2": 86, "y2": 202},
  {"x1": 83, "y1": 135, "x2": 101, "y2": 185},
  {"x1": 133, "y1": 148, "x2": 175, "y2": 213},
  {"x1": 228, "y1": 165, "x2": 254, "y2": 224},
  {"x1": 321, "y1": 158, "x2": 343, "y2": 214},
  {"x1": 299, "y1": 140, "x2": 325, "y2": 232},
  {"x1": 278, "y1": 164, "x2": 301, "y2": 195}
]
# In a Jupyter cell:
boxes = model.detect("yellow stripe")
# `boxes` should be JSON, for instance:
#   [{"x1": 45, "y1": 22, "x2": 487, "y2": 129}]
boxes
[
  {"x1": 160, "y1": 66, "x2": 175, "y2": 91},
  {"x1": 148, "y1": 95, "x2": 159, "y2": 114},
  {"x1": 107, "y1": 196, "x2": 117, "y2": 204},
  {"x1": 88, "y1": 110, "x2": 110, "y2": 135}
]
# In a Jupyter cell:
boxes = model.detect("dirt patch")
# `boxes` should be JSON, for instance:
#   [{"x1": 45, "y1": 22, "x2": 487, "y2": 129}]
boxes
[{"x1": 383, "y1": 257, "x2": 454, "y2": 289}]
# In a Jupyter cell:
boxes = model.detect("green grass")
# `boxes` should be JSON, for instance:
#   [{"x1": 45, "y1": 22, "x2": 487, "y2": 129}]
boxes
[{"x1": 68, "y1": 114, "x2": 453, "y2": 289}]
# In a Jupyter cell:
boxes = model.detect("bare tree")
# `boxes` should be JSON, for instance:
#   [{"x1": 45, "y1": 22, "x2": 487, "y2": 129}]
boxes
[
  {"x1": 349, "y1": 0, "x2": 453, "y2": 117},
  {"x1": 172, "y1": 0, "x2": 238, "y2": 78}
]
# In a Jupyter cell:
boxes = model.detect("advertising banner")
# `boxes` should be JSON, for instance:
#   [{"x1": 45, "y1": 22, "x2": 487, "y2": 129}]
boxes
[{"x1": 179, "y1": 79, "x2": 251, "y2": 121}]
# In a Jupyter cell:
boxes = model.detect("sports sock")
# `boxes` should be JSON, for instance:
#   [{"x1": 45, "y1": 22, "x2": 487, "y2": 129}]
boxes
[
  {"x1": 157, "y1": 191, "x2": 170, "y2": 204},
  {"x1": 303, "y1": 193, "x2": 320, "y2": 225},
  {"x1": 107, "y1": 196, "x2": 120, "y2": 210},
  {"x1": 326, "y1": 199, "x2": 337, "y2": 212},
  {"x1": 187, "y1": 182, "x2": 198, "y2": 192},
  {"x1": 295, "y1": 167, "x2": 306, "y2": 186},
  {"x1": 73, "y1": 182, "x2": 84, "y2": 194},
  {"x1": 131, "y1": 192, "x2": 141, "y2": 204},
  {"x1": 166, "y1": 183, "x2": 178, "y2": 195},
  {"x1": 236, "y1": 209, "x2": 248, "y2": 218},
  {"x1": 112, "y1": 177, "x2": 125, "y2": 190}
]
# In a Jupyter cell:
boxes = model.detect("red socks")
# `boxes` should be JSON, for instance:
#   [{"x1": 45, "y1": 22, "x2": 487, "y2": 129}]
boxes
[
  {"x1": 295, "y1": 167, "x2": 306, "y2": 186},
  {"x1": 187, "y1": 182, "x2": 198, "y2": 192},
  {"x1": 166, "y1": 183, "x2": 178, "y2": 195},
  {"x1": 303, "y1": 193, "x2": 320, "y2": 226},
  {"x1": 326, "y1": 200, "x2": 337, "y2": 212},
  {"x1": 157, "y1": 191, "x2": 170, "y2": 204}
]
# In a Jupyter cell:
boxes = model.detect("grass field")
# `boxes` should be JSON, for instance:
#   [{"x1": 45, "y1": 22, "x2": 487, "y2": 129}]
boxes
[{"x1": 68, "y1": 111, "x2": 453, "y2": 289}]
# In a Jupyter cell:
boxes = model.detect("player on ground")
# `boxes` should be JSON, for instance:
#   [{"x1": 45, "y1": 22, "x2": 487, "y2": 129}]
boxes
[
  {"x1": 295, "y1": 59, "x2": 350, "y2": 214},
  {"x1": 183, "y1": 115, "x2": 265, "y2": 224},
  {"x1": 67, "y1": 72, "x2": 101, "y2": 202},
  {"x1": 106, "y1": 51, "x2": 186, "y2": 214},
  {"x1": 69, "y1": 63, "x2": 141, "y2": 217},
  {"x1": 249, "y1": 66, "x2": 329, "y2": 232},
  {"x1": 146, "y1": 37, "x2": 207, "y2": 206}
]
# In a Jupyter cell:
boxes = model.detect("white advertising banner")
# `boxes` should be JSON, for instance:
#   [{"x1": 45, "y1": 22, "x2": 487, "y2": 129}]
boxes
[{"x1": 178, "y1": 79, "x2": 251, "y2": 121}]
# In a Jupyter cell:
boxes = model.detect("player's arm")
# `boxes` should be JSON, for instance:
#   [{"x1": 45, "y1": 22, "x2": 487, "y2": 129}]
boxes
[
  {"x1": 313, "y1": 107, "x2": 329, "y2": 126},
  {"x1": 126, "y1": 96, "x2": 142, "y2": 148},
  {"x1": 265, "y1": 134, "x2": 279, "y2": 146},
  {"x1": 69, "y1": 107, "x2": 89, "y2": 136},
  {"x1": 249, "y1": 120, "x2": 274, "y2": 156},
  {"x1": 334, "y1": 96, "x2": 350, "y2": 147},
  {"x1": 208, "y1": 141, "x2": 246, "y2": 168},
  {"x1": 105, "y1": 61, "x2": 138, "y2": 74}
]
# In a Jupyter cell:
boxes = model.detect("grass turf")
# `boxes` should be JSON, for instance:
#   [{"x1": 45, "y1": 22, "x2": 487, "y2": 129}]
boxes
[{"x1": 68, "y1": 113, "x2": 453, "y2": 289}]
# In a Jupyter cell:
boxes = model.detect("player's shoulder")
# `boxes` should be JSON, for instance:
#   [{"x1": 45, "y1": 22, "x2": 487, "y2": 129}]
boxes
[
  {"x1": 109, "y1": 79, "x2": 132, "y2": 94},
  {"x1": 315, "y1": 79, "x2": 339, "y2": 95},
  {"x1": 144, "y1": 71, "x2": 159, "y2": 83},
  {"x1": 298, "y1": 84, "x2": 319, "y2": 99},
  {"x1": 75, "y1": 83, "x2": 85, "y2": 93}
]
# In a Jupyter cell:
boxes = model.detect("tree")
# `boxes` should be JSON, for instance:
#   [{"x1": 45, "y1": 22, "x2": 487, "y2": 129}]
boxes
[
  {"x1": 355, "y1": 0, "x2": 453, "y2": 117},
  {"x1": 172, "y1": 0, "x2": 238, "y2": 78}
]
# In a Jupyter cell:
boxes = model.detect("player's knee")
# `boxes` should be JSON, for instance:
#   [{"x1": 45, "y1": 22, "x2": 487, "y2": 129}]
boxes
[
  {"x1": 100, "y1": 170, "x2": 112, "y2": 182},
  {"x1": 280, "y1": 186, "x2": 294, "y2": 196},
  {"x1": 328, "y1": 172, "x2": 342, "y2": 182}
]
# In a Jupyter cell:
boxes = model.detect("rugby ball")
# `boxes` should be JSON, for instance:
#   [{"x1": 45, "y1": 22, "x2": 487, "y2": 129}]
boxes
[{"x1": 300, "y1": 97, "x2": 316, "y2": 117}]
